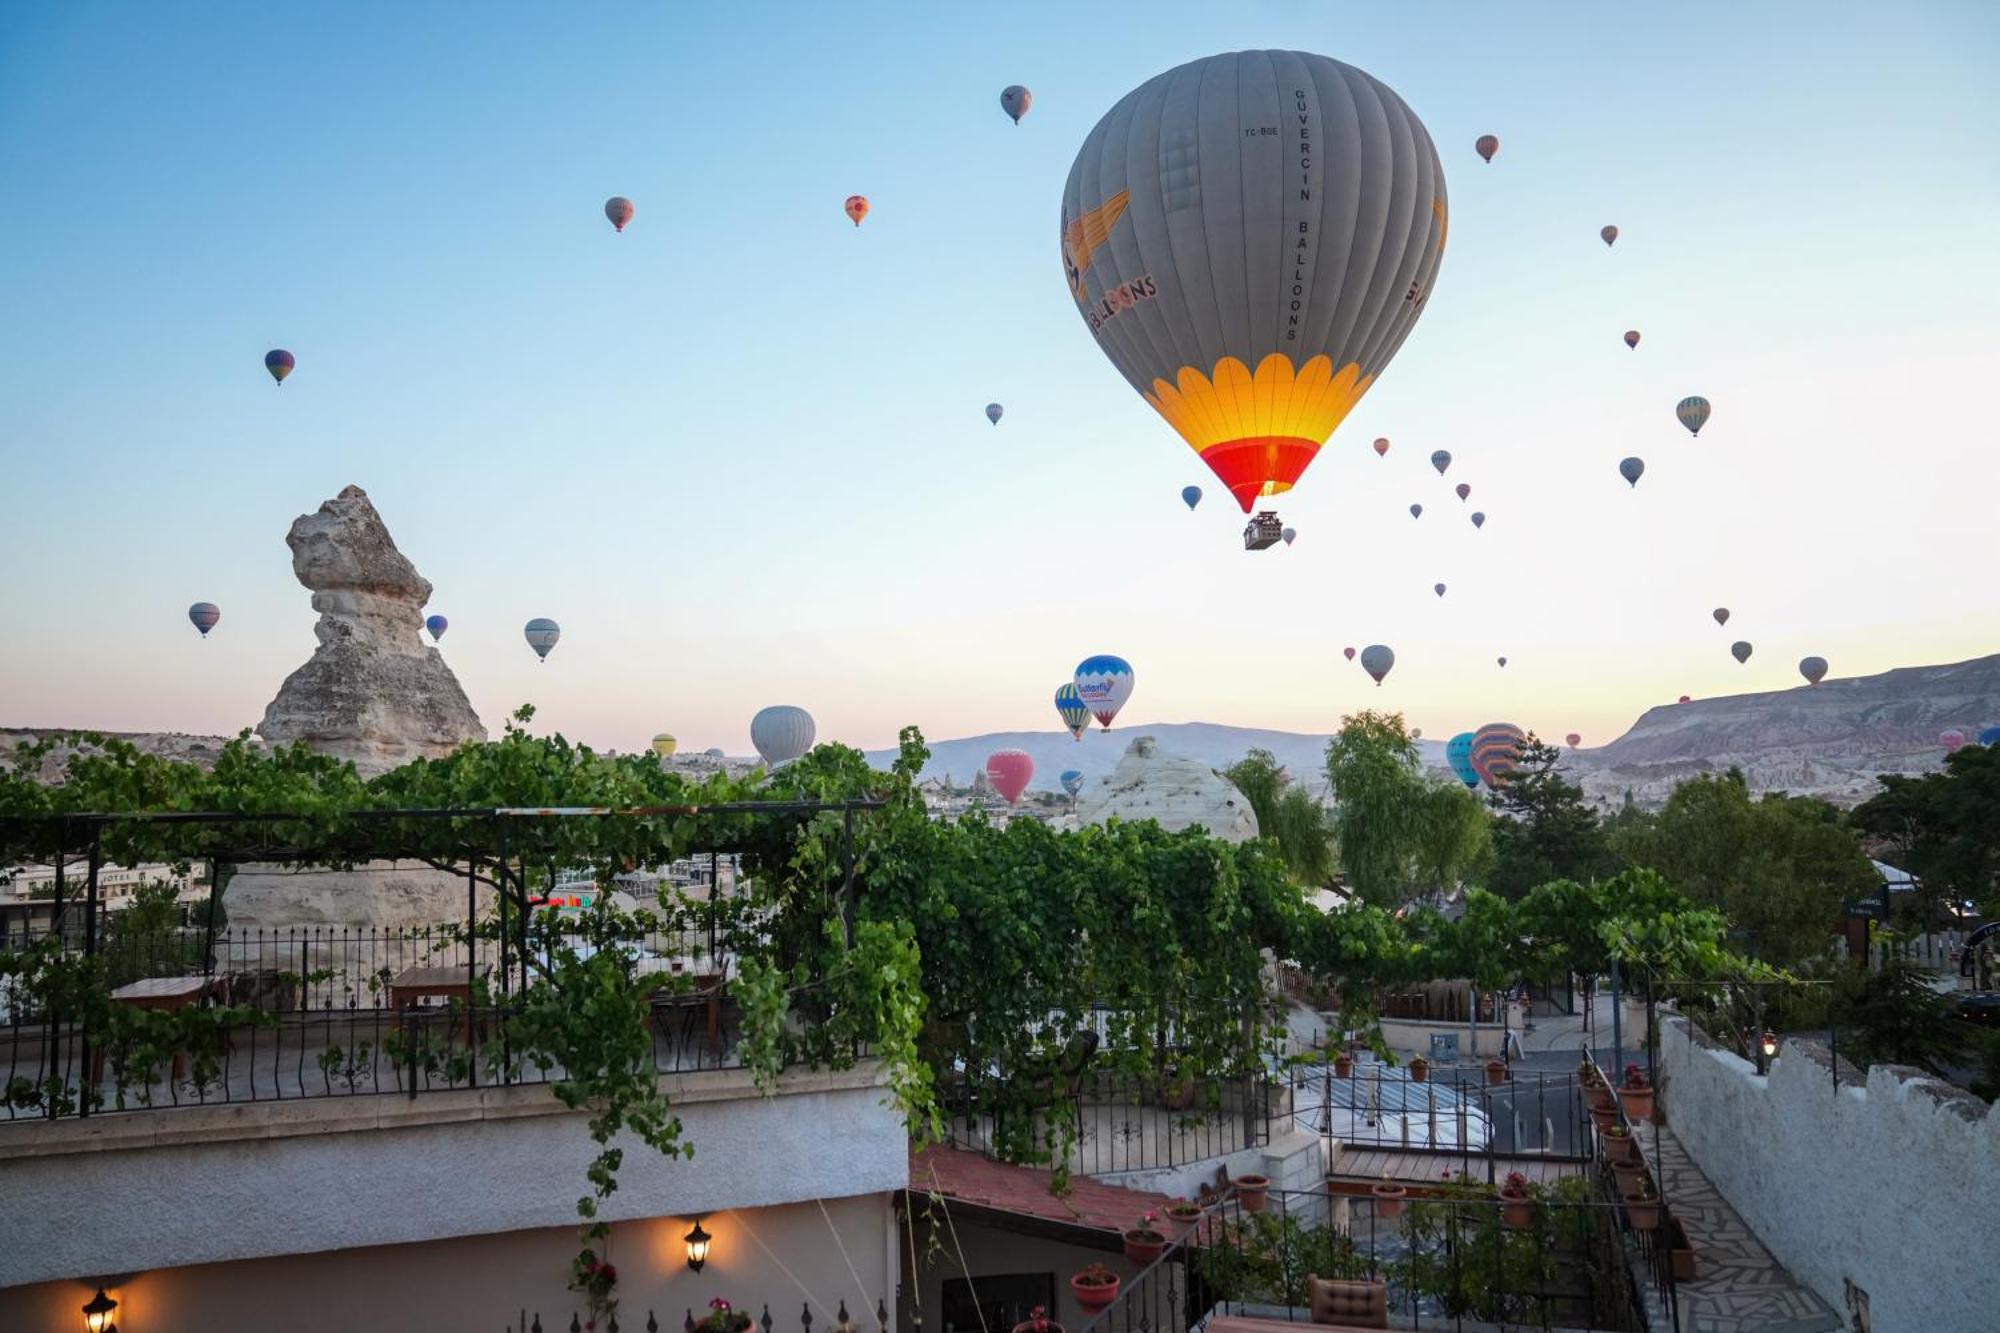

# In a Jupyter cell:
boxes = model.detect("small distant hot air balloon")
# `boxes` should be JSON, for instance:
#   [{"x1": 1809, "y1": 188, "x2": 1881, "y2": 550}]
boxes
[
  {"x1": 1343, "y1": 646, "x2": 1357, "y2": 662},
  {"x1": 999, "y1": 85, "x2": 1032, "y2": 124},
  {"x1": 188, "y1": 602, "x2": 220, "y2": 636},
  {"x1": 751, "y1": 705, "x2": 816, "y2": 766},
  {"x1": 1054, "y1": 683, "x2": 1089, "y2": 740},
  {"x1": 1600, "y1": 225, "x2": 1618, "y2": 247},
  {"x1": 1496, "y1": 656, "x2": 1507, "y2": 668},
  {"x1": 1455, "y1": 483, "x2": 1471, "y2": 502},
  {"x1": 604, "y1": 197, "x2": 635, "y2": 232},
  {"x1": 985, "y1": 750, "x2": 1034, "y2": 804},
  {"x1": 1941, "y1": 729, "x2": 1966, "y2": 752},
  {"x1": 1676, "y1": 396, "x2": 1711, "y2": 437},
  {"x1": 1620, "y1": 456, "x2": 1645, "y2": 487},
  {"x1": 1359, "y1": 643, "x2": 1395, "y2": 686},
  {"x1": 1470, "y1": 512, "x2": 1485, "y2": 529},
  {"x1": 1434, "y1": 582, "x2": 1447, "y2": 598},
  {"x1": 651, "y1": 734, "x2": 678, "y2": 758},
  {"x1": 1624, "y1": 330, "x2": 1640, "y2": 350},
  {"x1": 1475, "y1": 134, "x2": 1499, "y2": 163},
  {"x1": 1713, "y1": 608, "x2": 1730, "y2": 627},
  {"x1": 1073, "y1": 655, "x2": 1135, "y2": 728},
  {"x1": 524, "y1": 618, "x2": 561, "y2": 660},
  {"x1": 1281, "y1": 526, "x2": 1296, "y2": 546},
  {"x1": 1679, "y1": 695, "x2": 1692, "y2": 704},
  {"x1": 1373, "y1": 438, "x2": 1390, "y2": 457},
  {"x1": 1409, "y1": 503, "x2": 1423, "y2": 519},
  {"x1": 1565, "y1": 732, "x2": 1581, "y2": 749},
  {"x1": 1431, "y1": 450, "x2": 1452, "y2": 476},
  {"x1": 1799, "y1": 656, "x2": 1828, "y2": 685},
  {"x1": 986, "y1": 402, "x2": 1003, "y2": 425},
  {"x1": 1182, "y1": 485, "x2": 1203, "y2": 511},
  {"x1": 1731, "y1": 640, "x2": 1753, "y2": 664},
  {"x1": 1979, "y1": 726, "x2": 2000, "y2": 747},
  {"x1": 425, "y1": 614, "x2": 448, "y2": 642},
  {"x1": 1060, "y1": 769, "x2": 1085, "y2": 797},
  {"x1": 264, "y1": 349, "x2": 294, "y2": 384},
  {"x1": 844, "y1": 195, "x2": 870, "y2": 226},
  {"x1": 1446, "y1": 732, "x2": 1478, "y2": 788},
  {"x1": 704, "y1": 747, "x2": 724, "y2": 758},
  {"x1": 1471, "y1": 722, "x2": 1526, "y2": 789}
]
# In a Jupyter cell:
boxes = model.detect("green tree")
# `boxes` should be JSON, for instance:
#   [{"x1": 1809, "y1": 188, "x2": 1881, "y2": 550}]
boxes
[
  {"x1": 1610, "y1": 770, "x2": 1873, "y2": 966},
  {"x1": 1224, "y1": 749, "x2": 1334, "y2": 885},
  {"x1": 1485, "y1": 737, "x2": 1617, "y2": 899},
  {"x1": 1852, "y1": 744, "x2": 2000, "y2": 919},
  {"x1": 1409, "y1": 779, "x2": 1493, "y2": 896},
  {"x1": 1835, "y1": 950, "x2": 1970, "y2": 1078},
  {"x1": 1322, "y1": 711, "x2": 1427, "y2": 905}
]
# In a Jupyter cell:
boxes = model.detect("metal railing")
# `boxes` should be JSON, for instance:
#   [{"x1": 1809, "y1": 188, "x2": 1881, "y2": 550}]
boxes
[
  {"x1": 504, "y1": 1295, "x2": 890, "y2": 1333},
  {"x1": 944, "y1": 1066, "x2": 1276, "y2": 1178},
  {"x1": 1079, "y1": 1181, "x2": 1661, "y2": 1333}
]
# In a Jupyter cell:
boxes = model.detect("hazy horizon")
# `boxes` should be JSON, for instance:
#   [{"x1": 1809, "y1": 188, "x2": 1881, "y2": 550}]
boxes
[{"x1": 3, "y1": 2, "x2": 1995, "y2": 756}]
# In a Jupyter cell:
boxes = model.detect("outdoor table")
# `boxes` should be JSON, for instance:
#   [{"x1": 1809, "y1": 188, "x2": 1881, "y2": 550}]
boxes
[
  {"x1": 91, "y1": 975, "x2": 227, "y2": 1081},
  {"x1": 640, "y1": 957, "x2": 731, "y2": 1056},
  {"x1": 387, "y1": 965, "x2": 481, "y2": 1047}
]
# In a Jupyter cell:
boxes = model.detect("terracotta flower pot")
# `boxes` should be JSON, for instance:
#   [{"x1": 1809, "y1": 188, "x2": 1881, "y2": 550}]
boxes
[
  {"x1": 1610, "y1": 1159, "x2": 1647, "y2": 1197},
  {"x1": 1071, "y1": 1272, "x2": 1120, "y2": 1313},
  {"x1": 1590, "y1": 1104, "x2": 1620, "y2": 1133},
  {"x1": 1334, "y1": 1055, "x2": 1354, "y2": 1078},
  {"x1": 1668, "y1": 1218, "x2": 1698, "y2": 1280},
  {"x1": 1013, "y1": 1321, "x2": 1066, "y2": 1333},
  {"x1": 1602, "y1": 1131, "x2": 1638, "y2": 1165},
  {"x1": 1408, "y1": 1059, "x2": 1430, "y2": 1084},
  {"x1": 1500, "y1": 1191, "x2": 1534, "y2": 1229},
  {"x1": 1485, "y1": 1059, "x2": 1508, "y2": 1087},
  {"x1": 1232, "y1": 1175, "x2": 1271, "y2": 1213},
  {"x1": 1121, "y1": 1228, "x2": 1165, "y2": 1266},
  {"x1": 1624, "y1": 1194, "x2": 1662, "y2": 1231},
  {"x1": 1588, "y1": 1084, "x2": 1615, "y2": 1111},
  {"x1": 1370, "y1": 1182, "x2": 1407, "y2": 1219},
  {"x1": 1620, "y1": 1085, "x2": 1655, "y2": 1121}
]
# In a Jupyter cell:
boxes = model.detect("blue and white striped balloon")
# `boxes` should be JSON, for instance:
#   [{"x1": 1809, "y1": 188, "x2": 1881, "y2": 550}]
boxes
[
  {"x1": 1073, "y1": 654, "x2": 1135, "y2": 729},
  {"x1": 523, "y1": 618, "x2": 561, "y2": 660},
  {"x1": 1060, "y1": 769, "x2": 1085, "y2": 797},
  {"x1": 1054, "y1": 683, "x2": 1090, "y2": 740}
]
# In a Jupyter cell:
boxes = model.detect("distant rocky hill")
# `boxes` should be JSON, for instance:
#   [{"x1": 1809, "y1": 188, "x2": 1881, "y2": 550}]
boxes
[
  {"x1": 1563, "y1": 653, "x2": 2000, "y2": 807},
  {"x1": 0, "y1": 729, "x2": 243, "y2": 782}
]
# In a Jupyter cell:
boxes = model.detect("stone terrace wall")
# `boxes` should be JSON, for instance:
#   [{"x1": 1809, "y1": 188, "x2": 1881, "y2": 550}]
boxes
[{"x1": 1657, "y1": 1013, "x2": 2000, "y2": 1332}]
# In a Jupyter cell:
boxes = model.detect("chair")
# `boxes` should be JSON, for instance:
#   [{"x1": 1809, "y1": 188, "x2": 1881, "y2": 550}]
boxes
[{"x1": 1306, "y1": 1276, "x2": 1388, "y2": 1329}]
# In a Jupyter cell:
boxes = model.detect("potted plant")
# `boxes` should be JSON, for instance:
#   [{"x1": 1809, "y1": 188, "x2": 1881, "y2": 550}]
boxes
[
  {"x1": 1610, "y1": 1156, "x2": 1648, "y2": 1198},
  {"x1": 1623, "y1": 1177, "x2": 1662, "y2": 1231},
  {"x1": 1070, "y1": 1263, "x2": 1120, "y2": 1313},
  {"x1": 1484, "y1": 1057, "x2": 1508, "y2": 1086},
  {"x1": 1408, "y1": 1055, "x2": 1430, "y2": 1083},
  {"x1": 1159, "y1": 1065, "x2": 1198, "y2": 1111},
  {"x1": 1601, "y1": 1123, "x2": 1638, "y2": 1164},
  {"x1": 1589, "y1": 1100, "x2": 1621, "y2": 1133},
  {"x1": 1334, "y1": 1049, "x2": 1354, "y2": 1078},
  {"x1": 1012, "y1": 1306, "x2": 1064, "y2": 1333},
  {"x1": 1619, "y1": 1063, "x2": 1655, "y2": 1120},
  {"x1": 1498, "y1": 1171, "x2": 1534, "y2": 1229},
  {"x1": 1369, "y1": 1180, "x2": 1408, "y2": 1219},
  {"x1": 695, "y1": 1299, "x2": 753, "y2": 1333},
  {"x1": 1232, "y1": 1174, "x2": 1271, "y2": 1213},
  {"x1": 568, "y1": 1249, "x2": 618, "y2": 1331},
  {"x1": 1666, "y1": 1215, "x2": 1698, "y2": 1280},
  {"x1": 1163, "y1": 1197, "x2": 1202, "y2": 1228},
  {"x1": 1578, "y1": 1057, "x2": 1601, "y2": 1085},
  {"x1": 1587, "y1": 1079, "x2": 1615, "y2": 1110},
  {"x1": 1122, "y1": 1213, "x2": 1166, "y2": 1265}
]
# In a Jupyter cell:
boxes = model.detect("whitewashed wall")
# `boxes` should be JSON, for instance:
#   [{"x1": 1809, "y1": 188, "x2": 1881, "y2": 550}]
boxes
[{"x1": 1658, "y1": 1015, "x2": 2000, "y2": 1332}]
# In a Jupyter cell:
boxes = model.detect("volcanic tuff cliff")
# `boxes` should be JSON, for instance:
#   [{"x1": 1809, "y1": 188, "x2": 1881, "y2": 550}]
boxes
[
  {"x1": 1069, "y1": 735, "x2": 1259, "y2": 841},
  {"x1": 257, "y1": 485, "x2": 485, "y2": 775}
]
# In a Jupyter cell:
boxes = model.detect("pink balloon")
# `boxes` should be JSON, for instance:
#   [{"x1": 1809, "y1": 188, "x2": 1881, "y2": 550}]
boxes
[
  {"x1": 1343, "y1": 646, "x2": 1357, "y2": 661},
  {"x1": 985, "y1": 749, "x2": 1034, "y2": 805},
  {"x1": 1941, "y1": 729, "x2": 1966, "y2": 752}
]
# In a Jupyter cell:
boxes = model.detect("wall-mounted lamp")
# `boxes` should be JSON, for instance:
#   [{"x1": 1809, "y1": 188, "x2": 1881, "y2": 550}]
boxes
[
  {"x1": 81, "y1": 1288, "x2": 118, "y2": 1333},
  {"x1": 684, "y1": 1219, "x2": 712, "y2": 1273},
  {"x1": 1760, "y1": 1029, "x2": 1778, "y2": 1060}
]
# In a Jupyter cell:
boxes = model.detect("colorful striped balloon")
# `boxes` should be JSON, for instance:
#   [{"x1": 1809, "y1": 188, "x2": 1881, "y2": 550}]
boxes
[
  {"x1": 188, "y1": 602, "x2": 220, "y2": 636},
  {"x1": 264, "y1": 349, "x2": 294, "y2": 384},
  {"x1": 1676, "y1": 396, "x2": 1711, "y2": 437},
  {"x1": 1054, "y1": 683, "x2": 1090, "y2": 740},
  {"x1": 1470, "y1": 722, "x2": 1526, "y2": 789}
]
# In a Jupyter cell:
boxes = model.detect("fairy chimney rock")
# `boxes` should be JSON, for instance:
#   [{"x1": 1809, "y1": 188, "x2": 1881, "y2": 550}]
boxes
[
  {"x1": 1072, "y1": 735, "x2": 1258, "y2": 842},
  {"x1": 258, "y1": 485, "x2": 485, "y2": 774}
]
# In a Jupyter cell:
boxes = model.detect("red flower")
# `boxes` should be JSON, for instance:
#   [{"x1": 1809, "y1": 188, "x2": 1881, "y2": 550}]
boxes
[{"x1": 601, "y1": 1265, "x2": 618, "y2": 1284}]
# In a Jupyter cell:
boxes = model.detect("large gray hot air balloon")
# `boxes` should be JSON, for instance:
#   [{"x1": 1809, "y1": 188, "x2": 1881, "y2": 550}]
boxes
[
  {"x1": 1731, "y1": 640, "x2": 1753, "y2": 664},
  {"x1": 1061, "y1": 51, "x2": 1447, "y2": 513},
  {"x1": 1430, "y1": 450, "x2": 1452, "y2": 476},
  {"x1": 750, "y1": 705, "x2": 816, "y2": 767},
  {"x1": 1799, "y1": 656, "x2": 1828, "y2": 686},
  {"x1": 1619, "y1": 456, "x2": 1645, "y2": 487},
  {"x1": 523, "y1": 618, "x2": 560, "y2": 661},
  {"x1": 1000, "y1": 85, "x2": 1032, "y2": 125},
  {"x1": 1359, "y1": 643, "x2": 1395, "y2": 685}
]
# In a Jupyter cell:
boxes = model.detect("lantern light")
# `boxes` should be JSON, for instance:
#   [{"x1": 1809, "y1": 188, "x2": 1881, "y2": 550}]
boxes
[
  {"x1": 685, "y1": 1218, "x2": 711, "y2": 1273},
  {"x1": 82, "y1": 1288, "x2": 118, "y2": 1333}
]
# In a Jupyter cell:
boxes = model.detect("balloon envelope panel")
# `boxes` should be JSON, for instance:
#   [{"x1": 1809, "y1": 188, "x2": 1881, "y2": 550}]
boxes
[
  {"x1": 1061, "y1": 50, "x2": 1447, "y2": 512},
  {"x1": 751, "y1": 705, "x2": 816, "y2": 766}
]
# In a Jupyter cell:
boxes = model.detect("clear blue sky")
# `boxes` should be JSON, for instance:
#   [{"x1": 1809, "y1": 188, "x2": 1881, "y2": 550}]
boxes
[{"x1": 3, "y1": 2, "x2": 1996, "y2": 756}]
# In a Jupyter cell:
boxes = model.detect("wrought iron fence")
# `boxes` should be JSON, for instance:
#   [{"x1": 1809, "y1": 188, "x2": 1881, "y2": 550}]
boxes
[
  {"x1": 503, "y1": 1297, "x2": 890, "y2": 1333},
  {"x1": 1079, "y1": 1180, "x2": 1667, "y2": 1333}
]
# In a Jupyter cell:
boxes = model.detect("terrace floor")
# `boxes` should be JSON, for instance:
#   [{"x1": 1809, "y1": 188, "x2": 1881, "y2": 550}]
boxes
[{"x1": 1639, "y1": 1124, "x2": 1840, "y2": 1333}]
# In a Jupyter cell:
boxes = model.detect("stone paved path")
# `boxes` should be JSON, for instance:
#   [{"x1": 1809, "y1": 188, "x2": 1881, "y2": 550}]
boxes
[{"x1": 1640, "y1": 1123, "x2": 1842, "y2": 1333}]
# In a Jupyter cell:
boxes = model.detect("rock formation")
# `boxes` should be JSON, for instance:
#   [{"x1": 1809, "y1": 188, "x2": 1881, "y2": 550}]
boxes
[
  {"x1": 259, "y1": 485, "x2": 485, "y2": 775},
  {"x1": 1072, "y1": 736, "x2": 1258, "y2": 842}
]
